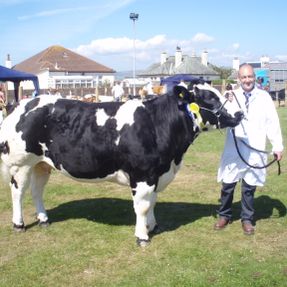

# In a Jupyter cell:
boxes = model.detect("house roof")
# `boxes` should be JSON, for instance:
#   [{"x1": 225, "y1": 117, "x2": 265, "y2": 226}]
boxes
[
  {"x1": 13, "y1": 45, "x2": 115, "y2": 74},
  {"x1": 175, "y1": 55, "x2": 219, "y2": 75},
  {"x1": 139, "y1": 55, "x2": 219, "y2": 77}
]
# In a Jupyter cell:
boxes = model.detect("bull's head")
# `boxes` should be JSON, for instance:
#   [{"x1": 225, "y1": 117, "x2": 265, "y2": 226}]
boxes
[{"x1": 174, "y1": 84, "x2": 243, "y2": 129}]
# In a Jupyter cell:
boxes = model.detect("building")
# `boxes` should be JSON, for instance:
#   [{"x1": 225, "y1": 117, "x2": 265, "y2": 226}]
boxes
[
  {"x1": 7, "y1": 45, "x2": 116, "y2": 94},
  {"x1": 138, "y1": 47, "x2": 220, "y2": 84}
]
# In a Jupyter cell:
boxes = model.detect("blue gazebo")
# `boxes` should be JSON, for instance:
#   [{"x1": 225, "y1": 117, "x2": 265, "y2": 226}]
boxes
[
  {"x1": 0, "y1": 65, "x2": 39, "y2": 102},
  {"x1": 160, "y1": 74, "x2": 204, "y2": 91}
]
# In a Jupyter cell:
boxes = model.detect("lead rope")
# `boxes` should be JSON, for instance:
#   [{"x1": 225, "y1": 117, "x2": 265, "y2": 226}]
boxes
[{"x1": 231, "y1": 128, "x2": 281, "y2": 175}]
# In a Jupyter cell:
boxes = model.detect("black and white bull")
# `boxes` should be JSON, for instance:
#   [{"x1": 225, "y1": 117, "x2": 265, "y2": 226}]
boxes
[{"x1": 0, "y1": 85, "x2": 242, "y2": 246}]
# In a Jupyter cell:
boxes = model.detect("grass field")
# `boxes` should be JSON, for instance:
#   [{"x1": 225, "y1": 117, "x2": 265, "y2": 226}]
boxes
[{"x1": 0, "y1": 107, "x2": 286, "y2": 287}]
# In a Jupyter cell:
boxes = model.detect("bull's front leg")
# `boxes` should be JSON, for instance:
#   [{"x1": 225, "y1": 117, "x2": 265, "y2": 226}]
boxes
[{"x1": 132, "y1": 182, "x2": 157, "y2": 247}]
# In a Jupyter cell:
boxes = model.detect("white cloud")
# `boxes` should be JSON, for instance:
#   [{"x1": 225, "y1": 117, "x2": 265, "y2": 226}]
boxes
[
  {"x1": 275, "y1": 54, "x2": 287, "y2": 61},
  {"x1": 232, "y1": 43, "x2": 240, "y2": 50},
  {"x1": 75, "y1": 35, "x2": 167, "y2": 56},
  {"x1": 191, "y1": 33, "x2": 214, "y2": 43},
  {"x1": 76, "y1": 37, "x2": 132, "y2": 55}
]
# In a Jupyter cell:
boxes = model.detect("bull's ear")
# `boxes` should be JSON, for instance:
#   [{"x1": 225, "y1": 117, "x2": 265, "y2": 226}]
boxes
[{"x1": 173, "y1": 85, "x2": 194, "y2": 104}]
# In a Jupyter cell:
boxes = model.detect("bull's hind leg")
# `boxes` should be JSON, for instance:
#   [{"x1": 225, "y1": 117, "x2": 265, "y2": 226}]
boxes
[
  {"x1": 10, "y1": 166, "x2": 32, "y2": 231},
  {"x1": 147, "y1": 191, "x2": 158, "y2": 234},
  {"x1": 31, "y1": 162, "x2": 52, "y2": 226},
  {"x1": 132, "y1": 182, "x2": 157, "y2": 247}
]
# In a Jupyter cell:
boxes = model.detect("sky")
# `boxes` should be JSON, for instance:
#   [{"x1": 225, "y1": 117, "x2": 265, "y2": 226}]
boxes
[{"x1": 1, "y1": 0, "x2": 287, "y2": 72}]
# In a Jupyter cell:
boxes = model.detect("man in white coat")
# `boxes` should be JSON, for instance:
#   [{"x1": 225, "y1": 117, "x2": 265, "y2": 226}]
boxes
[
  {"x1": 112, "y1": 81, "x2": 124, "y2": 102},
  {"x1": 214, "y1": 63, "x2": 283, "y2": 235}
]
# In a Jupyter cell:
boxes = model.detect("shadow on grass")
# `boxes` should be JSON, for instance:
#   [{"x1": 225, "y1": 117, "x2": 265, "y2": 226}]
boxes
[{"x1": 32, "y1": 195, "x2": 286, "y2": 235}]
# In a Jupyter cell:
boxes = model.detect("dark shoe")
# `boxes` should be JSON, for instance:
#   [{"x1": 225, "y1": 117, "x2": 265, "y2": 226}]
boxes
[
  {"x1": 242, "y1": 222, "x2": 255, "y2": 235},
  {"x1": 214, "y1": 217, "x2": 231, "y2": 230}
]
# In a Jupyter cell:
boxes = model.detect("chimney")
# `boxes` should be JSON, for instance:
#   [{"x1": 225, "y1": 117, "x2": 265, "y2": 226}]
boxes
[
  {"x1": 6, "y1": 54, "x2": 12, "y2": 68},
  {"x1": 201, "y1": 50, "x2": 208, "y2": 66},
  {"x1": 175, "y1": 46, "x2": 182, "y2": 68},
  {"x1": 191, "y1": 49, "x2": 196, "y2": 57},
  {"x1": 160, "y1": 52, "x2": 167, "y2": 65},
  {"x1": 233, "y1": 57, "x2": 240, "y2": 71},
  {"x1": 260, "y1": 55, "x2": 270, "y2": 67}
]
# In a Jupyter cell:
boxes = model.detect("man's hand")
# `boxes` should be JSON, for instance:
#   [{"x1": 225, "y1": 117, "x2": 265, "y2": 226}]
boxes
[{"x1": 274, "y1": 151, "x2": 283, "y2": 161}]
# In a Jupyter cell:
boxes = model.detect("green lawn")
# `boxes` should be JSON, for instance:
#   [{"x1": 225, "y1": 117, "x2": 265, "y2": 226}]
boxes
[{"x1": 0, "y1": 106, "x2": 286, "y2": 287}]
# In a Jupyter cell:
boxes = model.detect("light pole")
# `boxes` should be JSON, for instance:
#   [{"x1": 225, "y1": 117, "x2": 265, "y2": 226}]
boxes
[{"x1": 129, "y1": 12, "x2": 139, "y2": 97}]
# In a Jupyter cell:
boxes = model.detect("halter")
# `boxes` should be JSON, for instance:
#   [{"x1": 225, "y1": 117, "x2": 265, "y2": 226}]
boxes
[{"x1": 197, "y1": 98, "x2": 229, "y2": 130}]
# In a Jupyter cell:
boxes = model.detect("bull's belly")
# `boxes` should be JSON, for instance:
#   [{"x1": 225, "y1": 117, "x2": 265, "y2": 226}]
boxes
[
  {"x1": 57, "y1": 166, "x2": 131, "y2": 186},
  {"x1": 54, "y1": 159, "x2": 181, "y2": 192}
]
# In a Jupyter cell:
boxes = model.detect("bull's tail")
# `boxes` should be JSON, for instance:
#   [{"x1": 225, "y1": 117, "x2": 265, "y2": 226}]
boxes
[
  {"x1": 0, "y1": 141, "x2": 10, "y2": 184},
  {"x1": 0, "y1": 102, "x2": 18, "y2": 126},
  {"x1": 0, "y1": 161, "x2": 11, "y2": 184}
]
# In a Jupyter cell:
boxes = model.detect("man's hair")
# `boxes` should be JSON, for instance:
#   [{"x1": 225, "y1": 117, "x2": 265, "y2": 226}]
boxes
[
  {"x1": 239, "y1": 63, "x2": 253, "y2": 69},
  {"x1": 238, "y1": 63, "x2": 255, "y2": 77}
]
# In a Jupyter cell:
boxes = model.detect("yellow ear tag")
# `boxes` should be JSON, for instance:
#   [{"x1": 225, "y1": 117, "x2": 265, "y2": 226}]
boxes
[{"x1": 190, "y1": 103, "x2": 200, "y2": 113}]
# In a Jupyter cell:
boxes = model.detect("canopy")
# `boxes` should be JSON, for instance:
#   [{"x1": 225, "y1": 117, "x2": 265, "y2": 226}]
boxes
[
  {"x1": 160, "y1": 74, "x2": 204, "y2": 91},
  {"x1": 0, "y1": 65, "x2": 40, "y2": 102}
]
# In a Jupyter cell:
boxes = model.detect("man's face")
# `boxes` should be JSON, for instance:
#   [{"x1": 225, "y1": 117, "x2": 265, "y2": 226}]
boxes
[{"x1": 238, "y1": 65, "x2": 255, "y2": 92}]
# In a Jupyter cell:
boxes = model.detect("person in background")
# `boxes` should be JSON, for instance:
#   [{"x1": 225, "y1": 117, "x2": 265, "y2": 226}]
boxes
[
  {"x1": 112, "y1": 81, "x2": 124, "y2": 102},
  {"x1": 0, "y1": 84, "x2": 6, "y2": 102},
  {"x1": 0, "y1": 84, "x2": 7, "y2": 124},
  {"x1": 264, "y1": 80, "x2": 270, "y2": 92},
  {"x1": 256, "y1": 77, "x2": 264, "y2": 89},
  {"x1": 143, "y1": 81, "x2": 154, "y2": 95},
  {"x1": 214, "y1": 63, "x2": 283, "y2": 235}
]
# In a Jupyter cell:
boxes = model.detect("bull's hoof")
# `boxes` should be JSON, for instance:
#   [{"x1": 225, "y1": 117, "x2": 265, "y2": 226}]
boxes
[
  {"x1": 13, "y1": 223, "x2": 26, "y2": 232},
  {"x1": 38, "y1": 220, "x2": 50, "y2": 228},
  {"x1": 136, "y1": 238, "x2": 150, "y2": 247}
]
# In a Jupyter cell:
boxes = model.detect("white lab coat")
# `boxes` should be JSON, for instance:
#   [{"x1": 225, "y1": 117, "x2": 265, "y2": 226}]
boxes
[
  {"x1": 112, "y1": 84, "x2": 124, "y2": 101},
  {"x1": 217, "y1": 86, "x2": 283, "y2": 186}
]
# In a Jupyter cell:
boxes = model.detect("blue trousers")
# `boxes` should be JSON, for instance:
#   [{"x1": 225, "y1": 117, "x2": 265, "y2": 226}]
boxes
[{"x1": 217, "y1": 179, "x2": 256, "y2": 223}]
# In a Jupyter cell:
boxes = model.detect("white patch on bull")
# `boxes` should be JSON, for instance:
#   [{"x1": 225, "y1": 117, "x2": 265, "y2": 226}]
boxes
[
  {"x1": 113, "y1": 99, "x2": 144, "y2": 145},
  {"x1": 134, "y1": 181, "x2": 156, "y2": 194},
  {"x1": 96, "y1": 108, "x2": 110, "y2": 126},
  {"x1": 115, "y1": 100, "x2": 144, "y2": 131},
  {"x1": 156, "y1": 160, "x2": 182, "y2": 192}
]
